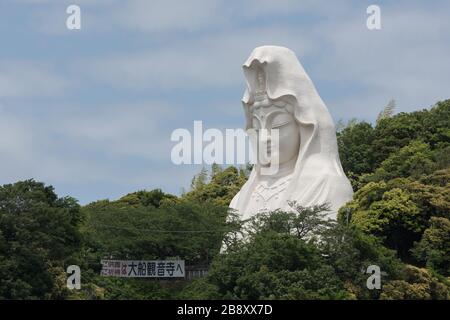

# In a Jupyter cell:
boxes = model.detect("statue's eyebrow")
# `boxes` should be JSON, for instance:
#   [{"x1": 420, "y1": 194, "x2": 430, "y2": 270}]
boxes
[
  {"x1": 251, "y1": 110, "x2": 279, "y2": 125},
  {"x1": 251, "y1": 109, "x2": 290, "y2": 128},
  {"x1": 264, "y1": 109, "x2": 287, "y2": 121}
]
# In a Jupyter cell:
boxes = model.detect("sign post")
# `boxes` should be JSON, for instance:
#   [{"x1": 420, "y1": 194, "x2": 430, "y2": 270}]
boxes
[{"x1": 100, "y1": 260, "x2": 185, "y2": 278}]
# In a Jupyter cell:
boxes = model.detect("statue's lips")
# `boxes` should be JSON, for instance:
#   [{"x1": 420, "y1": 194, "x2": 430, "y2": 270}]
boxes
[
  {"x1": 259, "y1": 145, "x2": 272, "y2": 166},
  {"x1": 260, "y1": 145, "x2": 271, "y2": 155}
]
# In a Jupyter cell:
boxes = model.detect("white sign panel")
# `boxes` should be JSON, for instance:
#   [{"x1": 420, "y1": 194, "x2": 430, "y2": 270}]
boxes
[{"x1": 100, "y1": 260, "x2": 185, "y2": 278}]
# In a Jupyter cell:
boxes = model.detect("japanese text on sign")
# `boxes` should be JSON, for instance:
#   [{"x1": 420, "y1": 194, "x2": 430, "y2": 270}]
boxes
[{"x1": 100, "y1": 260, "x2": 185, "y2": 278}]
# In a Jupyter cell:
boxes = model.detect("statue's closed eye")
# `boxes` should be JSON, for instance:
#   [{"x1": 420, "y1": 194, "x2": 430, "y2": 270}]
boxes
[
  {"x1": 271, "y1": 120, "x2": 291, "y2": 128},
  {"x1": 252, "y1": 111, "x2": 295, "y2": 130},
  {"x1": 270, "y1": 113, "x2": 294, "y2": 128}
]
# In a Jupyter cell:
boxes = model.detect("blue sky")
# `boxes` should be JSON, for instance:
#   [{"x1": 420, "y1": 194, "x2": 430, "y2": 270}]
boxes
[{"x1": 1, "y1": 0, "x2": 449, "y2": 204}]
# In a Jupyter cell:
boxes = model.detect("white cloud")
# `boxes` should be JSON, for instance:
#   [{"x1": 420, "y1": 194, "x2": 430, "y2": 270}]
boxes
[
  {"x1": 57, "y1": 102, "x2": 178, "y2": 160},
  {"x1": 112, "y1": 0, "x2": 227, "y2": 33},
  {"x1": 26, "y1": 0, "x2": 341, "y2": 35},
  {"x1": 80, "y1": 25, "x2": 314, "y2": 90},
  {"x1": 308, "y1": 2, "x2": 450, "y2": 120},
  {"x1": 0, "y1": 101, "x2": 182, "y2": 185},
  {"x1": 23, "y1": 0, "x2": 225, "y2": 35},
  {"x1": 0, "y1": 108, "x2": 35, "y2": 179},
  {"x1": 0, "y1": 62, "x2": 67, "y2": 97}
]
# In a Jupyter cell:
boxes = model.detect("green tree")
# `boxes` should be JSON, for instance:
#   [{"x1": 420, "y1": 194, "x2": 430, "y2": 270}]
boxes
[
  {"x1": 201, "y1": 206, "x2": 403, "y2": 300},
  {"x1": 115, "y1": 189, "x2": 177, "y2": 208},
  {"x1": 191, "y1": 167, "x2": 209, "y2": 190},
  {"x1": 381, "y1": 265, "x2": 450, "y2": 300},
  {"x1": 342, "y1": 183, "x2": 426, "y2": 260},
  {"x1": 0, "y1": 180, "x2": 83, "y2": 299},
  {"x1": 184, "y1": 166, "x2": 247, "y2": 207},
  {"x1": 82, "y1": 195, "x2": 241, "y2": 267},
  {"x1": 372, "y1": 100, "x2": 450, "y2": 168},
  {"x1": 337, "y1": 121, "x2": 375, "y2": 177},
  {"x1": 413, "y1": 217, "x2": 450, "y2": 276},
  {"x1": 370, "y1": 140, "x2": 435, "y2": 181},
  {"x1": 376, "y1": 99, "x2": 396, "y2": 124}
]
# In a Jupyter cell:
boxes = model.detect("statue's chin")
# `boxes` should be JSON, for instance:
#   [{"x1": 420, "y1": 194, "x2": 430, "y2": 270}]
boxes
[{"x1": 260, "y1": 162, "x2": 271, "y2": 168}]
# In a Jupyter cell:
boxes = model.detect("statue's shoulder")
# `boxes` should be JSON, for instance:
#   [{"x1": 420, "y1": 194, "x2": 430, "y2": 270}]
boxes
[{"x1": 229, "y1": 190, "x2": 241, "y2": 209}]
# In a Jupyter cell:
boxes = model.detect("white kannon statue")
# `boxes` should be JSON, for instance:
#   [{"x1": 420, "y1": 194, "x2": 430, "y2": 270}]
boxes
[{"x1": 230, "y1": 46, "x2": 354, "y2": 221}]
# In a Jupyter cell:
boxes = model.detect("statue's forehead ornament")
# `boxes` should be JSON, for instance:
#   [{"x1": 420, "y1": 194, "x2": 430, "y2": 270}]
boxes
[
  {"x1": 251, "y1": 68, "x2": 268, "y2": 106},
  {"x1": 249, "y1": 67, "x2": 291, "y2": 114}
]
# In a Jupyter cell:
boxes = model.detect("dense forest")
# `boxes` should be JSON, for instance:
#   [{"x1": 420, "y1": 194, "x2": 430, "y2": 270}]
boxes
[{"x1": 0, "y1": 100, "x2": 449, "y2": 299}]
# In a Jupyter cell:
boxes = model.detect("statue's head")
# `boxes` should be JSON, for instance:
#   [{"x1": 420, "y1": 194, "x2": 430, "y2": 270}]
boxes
[{"x1": 246, "y1": 61, "x2": 300, "y2": 169}]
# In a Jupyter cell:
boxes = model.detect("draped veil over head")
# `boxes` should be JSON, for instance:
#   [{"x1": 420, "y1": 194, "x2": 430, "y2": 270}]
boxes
[{"x1": 230, "y1": 46, "x2": 353, "y2": 220}]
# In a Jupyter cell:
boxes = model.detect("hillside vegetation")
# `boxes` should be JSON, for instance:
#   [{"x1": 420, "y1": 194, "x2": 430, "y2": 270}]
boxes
[{"x1": 1, "y1": 100, "x2": 449, "y2": 299}]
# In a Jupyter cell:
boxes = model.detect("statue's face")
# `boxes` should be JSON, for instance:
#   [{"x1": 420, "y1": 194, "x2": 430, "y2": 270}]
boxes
[{"x1": 250, "y1": 103, "x2": 300, "y2": 168}]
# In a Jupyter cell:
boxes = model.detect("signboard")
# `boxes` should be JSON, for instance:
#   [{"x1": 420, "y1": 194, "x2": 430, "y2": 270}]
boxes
[{"x1": 100, "y1": 260, "x2": 185, "y2": 278}]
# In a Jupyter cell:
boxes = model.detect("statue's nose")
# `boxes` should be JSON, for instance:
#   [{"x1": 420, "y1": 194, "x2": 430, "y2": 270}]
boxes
[{"x1": 259, "y1": 129, "x2": 272, "y2": 144}]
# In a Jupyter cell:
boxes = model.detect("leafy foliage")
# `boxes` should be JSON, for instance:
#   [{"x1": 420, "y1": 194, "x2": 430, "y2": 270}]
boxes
[
  {"x1": 0, "y1": 180, "x2": 83, "y2": 299},
  {"x1": 412, "y1": 217, "x2": 450, "y2": 276},
  {"x1": 376, "y1": 99, "x2": 396, "y2": 124},
  {"x1": 1, "y1": 99, "x2": 449, "y2": 299},
  {"x1": 200, "y1": 206, "x2": 403, "y2": 300},
  {"x1": 381, "y1": 265, "x2": 450, "y2": 300},
  {"x1": 184, "y1": 165, "x2": 248, "y2": 207}
]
